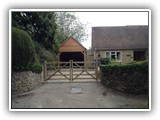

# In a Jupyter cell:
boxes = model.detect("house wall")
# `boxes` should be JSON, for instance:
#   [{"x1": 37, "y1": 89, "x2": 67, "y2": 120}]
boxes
[
  {"x1": 145, "y1": 49, "x2": 149, "y2": 60},
  {"x1": 94, "y1": 50, "x2": 134, "y2": 63},
  {"x1": 122, "y1": 50, "x2": 133, "y2": 63}
]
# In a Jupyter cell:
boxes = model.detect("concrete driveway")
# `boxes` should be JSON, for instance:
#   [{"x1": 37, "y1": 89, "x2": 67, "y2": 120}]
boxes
[{"x1": 11, "y1": 81, "x2": 149, "y2": 109}]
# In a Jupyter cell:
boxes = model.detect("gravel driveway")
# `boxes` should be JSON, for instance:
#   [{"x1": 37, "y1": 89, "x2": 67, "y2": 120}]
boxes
[{"x1": 11, "y1": 81, "x2": 148, "y2": 109}]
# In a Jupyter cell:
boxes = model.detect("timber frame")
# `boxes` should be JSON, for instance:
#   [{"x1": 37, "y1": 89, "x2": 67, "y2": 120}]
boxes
[{"x1": 58, "y1": 37, "x2": 87, "y2": 63}]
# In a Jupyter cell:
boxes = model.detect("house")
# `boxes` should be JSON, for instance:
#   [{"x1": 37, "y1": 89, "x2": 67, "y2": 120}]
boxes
[
  {"x1": 58, "y1": 37, "x2": 86, "y2": 62},
  {"x1": 92, "y1": 26, "x2": 149, "y2": 63}
]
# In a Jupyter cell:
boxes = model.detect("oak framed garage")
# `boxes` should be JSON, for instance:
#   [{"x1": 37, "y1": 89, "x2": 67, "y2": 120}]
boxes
[
  {"x1": 58, "y1": 37, "x2": 87, "y2": 63},
  {"x1": 43, "y1": 37, "x2": 98, "y2": 81}
]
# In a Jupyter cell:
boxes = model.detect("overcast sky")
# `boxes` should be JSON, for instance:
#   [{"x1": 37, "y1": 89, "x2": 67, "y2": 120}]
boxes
[{"x1": 75, "y1": 11, "x2": 149, "y2": 49}]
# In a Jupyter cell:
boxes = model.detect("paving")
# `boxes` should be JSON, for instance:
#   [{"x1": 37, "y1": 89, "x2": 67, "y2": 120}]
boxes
[{"x1": 11, "y1": 81, "x2": 149, "y2": 109}]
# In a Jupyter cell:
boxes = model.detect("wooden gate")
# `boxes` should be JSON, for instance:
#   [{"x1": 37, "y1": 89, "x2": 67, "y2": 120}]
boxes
[{"x1": 43, "y1": 60, "x2": 98, "y2": 82}]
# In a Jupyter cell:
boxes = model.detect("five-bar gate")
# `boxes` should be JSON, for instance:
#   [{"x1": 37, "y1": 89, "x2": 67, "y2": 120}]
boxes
[{"x1": 43, "y1": 60, "x2": 98, "y2": 82}]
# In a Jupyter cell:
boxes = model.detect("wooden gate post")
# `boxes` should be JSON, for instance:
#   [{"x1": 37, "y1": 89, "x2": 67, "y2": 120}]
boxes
[
  {"x1": 95, "y1": 60, "x2": 98, "y2": 80},
  {"x1": 43, "y1": 60, "x2": 47, "y2": 81},
  {"x1": 70, "y1": 60, "x2": 73, "y2": 81},
  {"x1": 84, "y1": 51, "x2": 86, "y2": 69},
  {"x1": 58, "y1": 61, "x2": 60, "y2": 70}
]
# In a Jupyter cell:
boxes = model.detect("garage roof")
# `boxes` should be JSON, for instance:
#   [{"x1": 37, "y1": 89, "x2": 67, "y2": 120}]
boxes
[{"x1": 59, "y1": 37, "x2": 86, "y2": 52}]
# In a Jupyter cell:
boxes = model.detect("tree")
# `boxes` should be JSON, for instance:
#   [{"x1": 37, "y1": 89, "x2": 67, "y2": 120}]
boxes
[
  {"x1": 55, "y1": 12, "x2": 88, "y2": 43},
  {"x1": 12, "y1": 12, "x2": 57, "y2": 50}
]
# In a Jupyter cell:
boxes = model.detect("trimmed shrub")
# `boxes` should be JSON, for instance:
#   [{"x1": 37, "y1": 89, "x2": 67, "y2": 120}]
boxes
[
  {"x1": 12, "y1": 27, "x2": 36, "y2": 69},
  {"x1": 100, "y1": 61, "x2": 149, "y2": 94},
  {"x1": 12, "y1": 27, "x2": 42, "y2": 73}
]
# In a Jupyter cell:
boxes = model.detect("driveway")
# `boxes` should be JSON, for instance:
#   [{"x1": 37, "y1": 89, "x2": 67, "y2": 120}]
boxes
[{"x1": 11, "y1": 81, "x2": 148, "y2": 109}]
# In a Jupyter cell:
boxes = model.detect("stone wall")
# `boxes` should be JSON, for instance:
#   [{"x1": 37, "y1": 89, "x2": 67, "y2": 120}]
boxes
[{"x1": 11, "y1": 71, "x2": 44, "y2": 95}]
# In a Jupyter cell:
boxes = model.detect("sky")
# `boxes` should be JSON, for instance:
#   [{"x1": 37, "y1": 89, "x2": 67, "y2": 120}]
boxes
[{"x1": 75, "y1": 11, "x2": 149, "y2": 49}]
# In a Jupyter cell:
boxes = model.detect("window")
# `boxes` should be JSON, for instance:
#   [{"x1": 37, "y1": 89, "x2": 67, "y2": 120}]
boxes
[
  {"x1": 111, "y1": 52, "x2": 116, "y2": 60},
  {"x1": 106, "y1": 51, "x2": 122, "y2": 62},
  {"x1": 106, "y1": 52, "x2": 110, "y2": 58},
  {"x1": 134, "y1": 51, "x2": 145, "y2": 61},
  {"x1": 117, "y1": 52, "x2": 121, "y2": 61}
]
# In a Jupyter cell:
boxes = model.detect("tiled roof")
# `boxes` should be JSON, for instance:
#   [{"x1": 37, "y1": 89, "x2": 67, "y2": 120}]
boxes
[{"x1": 92, "y1": 26, "x2": 149, "y2": 50}]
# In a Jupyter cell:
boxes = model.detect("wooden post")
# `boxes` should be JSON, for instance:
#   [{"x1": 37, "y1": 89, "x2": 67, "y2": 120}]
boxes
[
  {"x1": 44, "y1": 60, "x2": 47, "y2": 81},
  {"x1": 84, "y1": 51, "x2": 86, "y2": 69},
  {"x1": 58, "y1": 61, "x2": 60, "y2": 70},
  {"x1": 70, "y1": 60, "x2": 73, "y2": 81},
  {"x1": 95, "y1": 59, "x2": 98, "y2": 80},
  {"x1": 58, "y1": 53, "x2": 61, "y2": 70},
  {"x1": 70, "y1": 60, "x2": 71, "y2": 81},
  {"x1": 72, "y1": 60, "x2": 73, "y2": 81}
]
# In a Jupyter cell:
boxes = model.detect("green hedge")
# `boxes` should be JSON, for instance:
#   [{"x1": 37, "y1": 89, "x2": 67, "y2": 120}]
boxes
[
  {"x1": 26, "y1": 63, "x2": 42, "y2": 73},
  {"x1": 100, "y1": 61, "x2": 149, "y2": 94},
  {"x1": 99, "y1": 58, "x2": 111, "y2": 65},
  {"x1": 13, "y1": 63, "x2": 42, "y2": 73},
  {"x1": 12, "y1": 27, "x2": 42, "y2": 73},
  {"x1": 12, "y1": 27, "x2": 36, "y2": 67}
]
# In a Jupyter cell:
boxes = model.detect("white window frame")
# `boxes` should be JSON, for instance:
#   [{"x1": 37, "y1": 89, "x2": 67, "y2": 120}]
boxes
[{"x1": 105, "y1": 51, "x2": 122, "y2": 62}]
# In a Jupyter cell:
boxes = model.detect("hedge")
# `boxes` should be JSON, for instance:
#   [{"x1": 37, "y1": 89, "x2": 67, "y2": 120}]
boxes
[
  {"x1": 12, "y1": 27, "x2": 42, "y2": 73},
  {"x1": 100, "y1": 61, "x2": 149, "y2": 94},
  {"x1": 13, "y1": 63, "x2": 42, "y2": 73},
  {"x1": 12, "y1": 27, "x2": 36, "y2": 67},
  {"x1": 99, "y1": 58, "x2": 111, "y2": 65}
]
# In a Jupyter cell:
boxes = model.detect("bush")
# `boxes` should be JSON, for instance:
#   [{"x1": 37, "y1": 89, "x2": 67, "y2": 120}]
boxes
[
  {"x1": 12, "y1": 27, "x2": 36, "y2": 69},
  {"x1": 100, "y1": 60, "x2": 149, "y2": 94},
  {"x1": 31, "y1": 63, "x2": 42, "y2": 73},
  {"x1": 13, "y1": 62, "x2": 42, "y2": 73},
  {"x1": 12, "y1": 27, "x2": 43, "y2": 73},
  {"x1": 101, "y1": 61, "x2": 148, "y2": 76},
  {"x1": 99, "y1": 58, "x2": 111, "y2": 65},
  {"x1": 26, "y1": 63, "x2": 42, "y2": 73}
]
